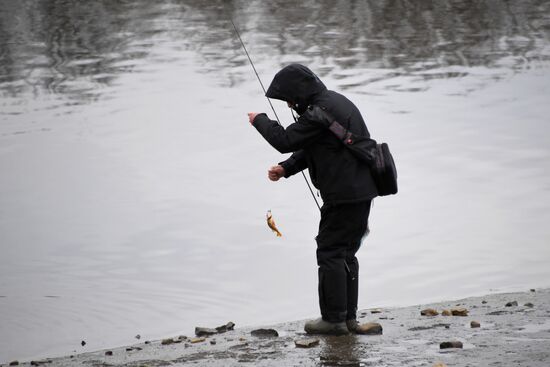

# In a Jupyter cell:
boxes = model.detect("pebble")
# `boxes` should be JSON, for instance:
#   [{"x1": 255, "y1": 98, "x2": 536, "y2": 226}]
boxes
[
  {"x1": 144, "y1": 340, "x2": 151, "y2": 344},
  {"x1": 451, "y1": 307, "x2": 468, "y2": 316},
  {"x1": 371, "y1": 309, "x2": 382, "y2": 314},
  {"x1": 441, "y1": 310, "x2": 452, "y2": 316},
  {"x1": 295, "y1": 338, "x2": 320, "y2": 348},
  {"x1": 530, "y1": 289, "x2": 536, "y2": 292},
  {"x1": 482, "y1": 300, "x2": 488, "y2": 304},
  {"x1": 505, "y1": 301, "x2": 518, "y2": 307},
  {"x1": 251, "y1": 328, "x2": 279, "y2": 337},
  {"x1": 161, "y1": 338, "x2": 175, "y2": 345},
  {"x1": 135, "y1": 334, "x2": 141, "y2": 340},
  {"x1": 524, "y1": 302, "x2": 534, "y2": 308},
  {"x1": 210, "y1": 339, "x2": 217, "y2": 345},
  {"x1": 471, "y1": 321, "x2": 481, "y2": 328},
  {"x1": 81, "y1": 340, "x2": 86, "y2": 346},
  {"x1": 356, "y1": 322, "x2": 383, "y2": 335},
  {"x1": 440, "y1": 341, "x2": 463, "y2": 349},
  {"x1": 421, "y1": 308, "x2": 439, "y2": 316},
  {"x1": 9, "y1": 361, "x2": 19, "y2": 366},
  {"x1": 105, "y1": 351, "x2": 113, "y2": 356},
  {"x1": 190, "y1": 337, "x2": 206, "y2": 344}
]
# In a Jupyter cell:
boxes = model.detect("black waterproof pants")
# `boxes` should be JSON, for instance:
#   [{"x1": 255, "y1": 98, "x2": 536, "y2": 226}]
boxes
[{"x1": 316, "y1": 200, "x2": 371, "y2": 322}]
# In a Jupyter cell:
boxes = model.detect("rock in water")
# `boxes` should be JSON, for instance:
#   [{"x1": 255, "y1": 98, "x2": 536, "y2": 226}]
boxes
[
  {"x1": 251, "y1": 328, "x2": 279, "y2": 337},
  {"x1": 441, "y1": 310, "x2": 452, "y2": 316},
  {"x1": 81, "y1": 340, "x2": 86, "y2": 346},
  {"x1": 471, "y1": 321, "x2": 481, "y2": 328},
  {"x1": 195, "y1": 327, "x2": 218, "y2": 337},
  {"x1": 505, "y1": 301, "x2": 518, "y2": 307},
  {"x1": 440, "y1": 341, "x2": 463, "y2": 349},
  {"x1": 356, "y1": 322, "x2": 383, "y2": 335},
  {"x1": 451, "y1": 307, "x2": 468, "y2": 316},
  {"x1": 421, "y1": 308, "x2": 439, "y2": 316},
  {"x1": 295, "y1": 338, "x2": 320, "y2": 348}
]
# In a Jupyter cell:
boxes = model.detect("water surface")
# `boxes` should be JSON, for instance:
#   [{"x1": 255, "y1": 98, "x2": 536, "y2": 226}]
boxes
[{"x1": 1, "y1": 0, "x2": 550, "y2": 362}]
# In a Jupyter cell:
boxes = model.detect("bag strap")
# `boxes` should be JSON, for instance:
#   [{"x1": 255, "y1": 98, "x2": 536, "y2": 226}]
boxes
[
  {"x1": 308, "y1": 104, "x2": 378, "y2": 164},
  {"x1": 328, "y1": 119, "x2": 355, "y2": 145}
]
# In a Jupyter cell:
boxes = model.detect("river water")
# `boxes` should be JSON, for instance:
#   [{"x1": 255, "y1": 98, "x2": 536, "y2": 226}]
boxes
[{"x1": 1, "y1": 0, "x2": 550, "y2": 362}]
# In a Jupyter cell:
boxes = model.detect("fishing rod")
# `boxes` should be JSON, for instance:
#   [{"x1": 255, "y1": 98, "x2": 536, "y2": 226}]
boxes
[{"x1": 230, "y1": 19, "x2": 321, "y2": 211}]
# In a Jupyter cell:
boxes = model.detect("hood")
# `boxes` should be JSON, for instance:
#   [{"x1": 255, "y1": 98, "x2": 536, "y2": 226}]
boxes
[{"x1": 265, "y1": 64, "x2": 326, "y2": 114}]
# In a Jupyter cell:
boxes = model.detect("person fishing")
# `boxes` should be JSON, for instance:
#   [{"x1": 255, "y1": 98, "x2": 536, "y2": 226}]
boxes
[{"x1": 247, "y1": 64, "x2": 378, "y2": 335}]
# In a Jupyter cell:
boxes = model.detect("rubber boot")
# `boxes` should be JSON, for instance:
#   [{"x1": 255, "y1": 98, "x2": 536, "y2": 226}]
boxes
[{"x1": 304, "y1": 318, "x2": 350, "y2": 336}]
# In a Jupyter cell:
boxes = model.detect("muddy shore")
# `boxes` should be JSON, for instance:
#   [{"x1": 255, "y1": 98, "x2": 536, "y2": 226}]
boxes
[{"x1": 4, "y1": 289, "x2": 550, "y2": 366}]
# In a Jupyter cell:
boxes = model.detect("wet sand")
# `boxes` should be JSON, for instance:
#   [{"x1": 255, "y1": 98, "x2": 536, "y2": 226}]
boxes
[{"x1": 4, "y1": 288, "x2": 549, "y2": 366}]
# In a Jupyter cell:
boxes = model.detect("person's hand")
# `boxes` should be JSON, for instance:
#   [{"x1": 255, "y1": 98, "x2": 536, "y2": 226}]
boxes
[
  {"x1": 268, "y1": 165, "x2": 285, "y2": 181},
  {"x1": 248, "y1": 113, "x2": 259, "y2": 125}
]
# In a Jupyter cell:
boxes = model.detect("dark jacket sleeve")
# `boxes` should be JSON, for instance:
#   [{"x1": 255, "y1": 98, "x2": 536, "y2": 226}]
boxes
[
  {"x1": 252, "y1": 113, "x2": 323, "y2": 153},
  {"x1": 279, "y1": 150, "x2": 307, "y2": 178}
]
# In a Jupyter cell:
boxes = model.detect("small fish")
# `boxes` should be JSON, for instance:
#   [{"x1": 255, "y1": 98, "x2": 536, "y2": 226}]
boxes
[{"x1": 266, "y1": 210, "x2": 282, "y2": 237}]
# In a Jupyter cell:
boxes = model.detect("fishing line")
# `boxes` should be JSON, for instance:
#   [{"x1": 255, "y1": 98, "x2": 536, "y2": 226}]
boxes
[{"x1": 230, "y1": 19, "x2": 321, "y2": 211}]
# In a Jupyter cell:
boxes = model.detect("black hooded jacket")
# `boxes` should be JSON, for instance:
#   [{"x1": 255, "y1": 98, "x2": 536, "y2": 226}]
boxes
[{"x1": 252, "y1": 64, "x2": 378, "y2": 205}]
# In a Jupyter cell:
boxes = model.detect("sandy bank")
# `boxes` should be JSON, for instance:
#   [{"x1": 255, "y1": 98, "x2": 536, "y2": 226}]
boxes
[{"x1": 4, "y1": 288, "x2": 550, "y2": 366}]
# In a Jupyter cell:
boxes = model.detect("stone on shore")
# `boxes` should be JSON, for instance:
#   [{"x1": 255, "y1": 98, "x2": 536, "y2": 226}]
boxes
[
  {"x1": 190, "y1": 337, "x2": 206, "y2": 344},
  {"x1": 451, "y1": 307, "x2": 468, "y2": 316},
  {"x1": 505, "y1": 301, "x2": 518, "y2": 307},
  {"x1": 251, "y1": 328, "x2": 279, "y2": 337},
  {"x1": 440, "y1": 341, "x2": 463, "y2": 349},
  {"x1": 295, "y1": 338, "x2": 320, "y2": 348},
  {"x1": 195, "y1": 327, "x2": 218, "y2": 337},
  {"x1": 371, "y1": 309, "x2": 382, "y2": 314},
  {"x1": 356, "y1": 322, "x2": 383, "y2": 335},
  {"x1": 105, "y1": 351, "x2": 113, "y2": 356},
  {"x1": 471, "y1": 321, "x2": 481, "y2": 328},
  {"x1": 524, "y1": 302, "x2": 534, "y2": 308},
  {"x1": 421, "y1": 308, "x2": 439, "y2": 316},
  {"x1": 161, "y1": 338, "x2": 175, "y2": 345},
  {"x1": 441, "y1": 310, "x2": 452, "y2": 316},
  {"x1": 216, "y1": 321, "x2": 235, "y2": 333},
  {"x1": 9, "y1": 361, "x2": 19, "y2": 366}
]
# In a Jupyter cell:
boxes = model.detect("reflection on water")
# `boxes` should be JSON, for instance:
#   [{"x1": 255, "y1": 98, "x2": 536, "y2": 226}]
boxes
[
  {"x1": 1, "y1": 0, "x2": 549, "y2": 106},
  {"x1": 1, "y1": 0, "x2": 550, "y2": 363},
  {"x1": 319, "y1": 336, "x2": 362, "y2": 367}
]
